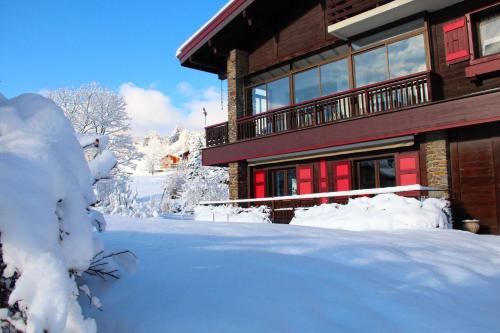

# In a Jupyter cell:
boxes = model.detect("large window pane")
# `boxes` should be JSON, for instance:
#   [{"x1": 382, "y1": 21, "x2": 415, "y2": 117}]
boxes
[
  {"x1": 268, "y1": 77, "x2": 290, "y2": 110},
  {"x1": 294, "y1": 68, "x2": 320, "y2": 103},
  {"x1": 354, "y1": 47, "x2": 388, "y2": 87},
  {"x1": 477, "y1": 12, "x2": 500, "y2": 57},
  {"x1": 388, "y1": 34, "x2": 427, "y2": 78},
  {"x1": 320, "y1": 58, "x2": 349, "y2": 95},
  {"x1": 251, "y1": 85, "x2": 267, "y2": 115},
  {"x1": 379, "y1": 158, "x2": 396, "y2": 188}
]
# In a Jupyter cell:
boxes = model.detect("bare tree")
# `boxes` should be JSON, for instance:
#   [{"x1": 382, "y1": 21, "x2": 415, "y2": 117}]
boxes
[{"x1": 47, "y1": 82, "x2": 140, "y2": 171}]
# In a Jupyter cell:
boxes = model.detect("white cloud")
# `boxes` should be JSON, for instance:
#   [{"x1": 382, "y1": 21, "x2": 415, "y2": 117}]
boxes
[{"x1": 119, "y1": 82, "x2": 227, "y2": 137}]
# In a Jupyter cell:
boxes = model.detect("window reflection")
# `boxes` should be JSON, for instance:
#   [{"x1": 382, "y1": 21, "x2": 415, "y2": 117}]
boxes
[
  {"x1": 320, "y1": 58, "x2": 349, "y2": 95},
  {"x1": 354, "y1": 47, "x2": 388, "y2": 87},
  {"x1": 477, "y1": 11, "x2": 500, "y2": 57},
  {"x1": 388, "y1": 34, "x2": 426, "y2": 78},
  {"x1": 268, "y1": 77, "x2": 290, "y2": 110},
  {"x1": 294, "y1": 68, "x2": 320, "y2": 103},
  {"x1": 271, "y1": 168, "x2": 297, "y2": 197},
  {"x1": 251, "y1": 85, "x2": 267, "y2": 114}
]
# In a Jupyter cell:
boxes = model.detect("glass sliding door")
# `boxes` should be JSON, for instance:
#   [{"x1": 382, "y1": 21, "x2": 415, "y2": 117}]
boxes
[
  {"x1": 267, "y1": 77, "x2": 290, "y2": 110},
  {"x1": 294, "y1": 67, "x2": 320, "y2": 103}
]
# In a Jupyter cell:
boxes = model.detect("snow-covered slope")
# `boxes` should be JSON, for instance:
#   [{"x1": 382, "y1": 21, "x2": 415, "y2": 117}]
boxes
[{"x1": 87, "y1": 216, "x2": 500, "y2": 333}]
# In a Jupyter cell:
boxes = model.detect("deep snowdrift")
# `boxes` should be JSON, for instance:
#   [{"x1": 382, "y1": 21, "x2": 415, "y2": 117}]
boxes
[
  {"x1": 291, "y1": 194, "x2": 452, "y2": 230},
  {"x1": 0, "y1": 94, "x2": 98, "y2": 332},
  {"x1": 87, "y1": 216, "x2": 500, "y2": 333}
]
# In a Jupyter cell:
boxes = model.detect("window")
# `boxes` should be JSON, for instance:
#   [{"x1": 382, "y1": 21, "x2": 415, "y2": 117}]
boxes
[
  {"x1": 354, "y1": 34, "x2": 427, "y2": 87},
  {"x1": 320, "y1": 58, "x2": 349, "y2": 95},
  {"x1": 388, "y1": 34, "x2": 427, "y2": 78},
  {"x1": 356, "y1": 157, "x2": 395, "y2": 189},
  {"x1": 354, "y1": 46, "x2": 388, "y2": 87},
  {"x1": 251, "y1": 84, "x2": 267, "y2": 114},
  {"x1": 268, "y1": 77, "x2": 290, "y2": 110},
  {"x1": 294, "y1": 68, "x2": 320, "y2": 103},
  {"x1": 249, "y1": 77, "x2": 290, "y2": 114},
  {"x1": 271, "y1": 168, "x2": 297, "y2": 197},
  {"x1": 476, "y1": 11, "x2": 500, "y2": 57},
  {"x1": 464, "y1": 5, "x2": 500, "y2": 78}
]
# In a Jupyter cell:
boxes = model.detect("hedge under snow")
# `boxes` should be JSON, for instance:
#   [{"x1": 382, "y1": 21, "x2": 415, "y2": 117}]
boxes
[
  {"x1": 291, "y1": 193, "x2": 452, "y2": 230},
  {"x1": 194, "y1": 205, "x2": 271, "y2": 223},
  {"x1": 0, "y1": 94, "x2": 99, "y2": 332}
]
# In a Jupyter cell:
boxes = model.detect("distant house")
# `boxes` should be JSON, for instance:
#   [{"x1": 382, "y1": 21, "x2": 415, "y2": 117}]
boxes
[
  {"x1": 177, "y1": 0, "x2": 500, "y2": 231},
  {"x1": 160, "y1": 154, "x2": 181, "y2": 170}
]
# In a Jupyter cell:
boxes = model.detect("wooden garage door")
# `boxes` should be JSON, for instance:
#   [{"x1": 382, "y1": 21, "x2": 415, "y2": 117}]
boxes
[{"x1": 450, "y1": 124, "x2": 500, "y2": 234}]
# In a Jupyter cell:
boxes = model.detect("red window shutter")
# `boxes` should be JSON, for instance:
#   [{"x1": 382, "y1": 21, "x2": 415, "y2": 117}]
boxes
[
  {"x1": 298, "y1": 165, "x2": 314, "y2": 195},
  {"x1": 443, "y1": 17, "x2": 470, "y2": 64},
  {"x1": 319, "y1": 160, "x2": 329, "y2": 203},
  {"x1": 332, "y1": 161, "x2": 352, "y2": 191},
  {"x1": 254, "y1": 170, "x2": 266, "y2": 198},
  {"x1": 396, "y1": 152, "x2": 420, "y2": 186}
]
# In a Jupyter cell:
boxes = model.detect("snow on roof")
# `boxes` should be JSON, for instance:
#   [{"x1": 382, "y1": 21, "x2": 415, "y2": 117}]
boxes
[{"x1": 176, "y1": 0, "x2": 254, "y2": 61}]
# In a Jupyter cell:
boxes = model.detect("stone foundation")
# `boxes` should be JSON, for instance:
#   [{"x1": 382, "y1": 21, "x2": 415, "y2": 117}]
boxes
[{"x1": 424, "y1": 131, "x2": 450, "y2": 198}]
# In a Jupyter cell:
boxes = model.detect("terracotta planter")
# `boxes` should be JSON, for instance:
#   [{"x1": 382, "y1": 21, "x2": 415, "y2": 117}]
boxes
[{"x1": 462, "y1": 220, "x2": 480, "y2": 234}]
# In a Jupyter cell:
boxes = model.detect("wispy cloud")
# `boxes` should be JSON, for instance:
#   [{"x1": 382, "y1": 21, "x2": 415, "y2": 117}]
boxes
[{"x1": 119, "y1": 82, "x2": 227, "y2": 137}]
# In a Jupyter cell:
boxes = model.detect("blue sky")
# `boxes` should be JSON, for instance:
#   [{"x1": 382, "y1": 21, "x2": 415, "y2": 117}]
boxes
[{"x1": 0, "y1": 0, "x2": 229, "y2": 135}]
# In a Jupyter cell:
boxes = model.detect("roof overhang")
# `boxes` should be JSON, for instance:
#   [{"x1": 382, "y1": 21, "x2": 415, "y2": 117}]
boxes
[
  {"x1": 328, "y1": 0, "x2": 464, "y2": 40},
  {"x1": 176, "y1": 0, "x2": 254, "y2": 65}
]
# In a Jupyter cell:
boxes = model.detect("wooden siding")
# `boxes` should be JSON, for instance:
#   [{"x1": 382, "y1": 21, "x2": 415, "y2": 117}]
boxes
[
  {"x1": 449, "y1": 123, "x2": 500, "y2": 234},
  {"x1": 429, "y1": 0, "x2": 500, "y2": 99},
  {"x1": 248, "y1": 1, "x2": 336, "y2": 73}
]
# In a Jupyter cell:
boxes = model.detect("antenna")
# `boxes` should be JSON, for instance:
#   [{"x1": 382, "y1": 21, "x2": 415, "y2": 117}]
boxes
[{"x1": 203, "y1": 107, "x2": 207, "y2": 126}]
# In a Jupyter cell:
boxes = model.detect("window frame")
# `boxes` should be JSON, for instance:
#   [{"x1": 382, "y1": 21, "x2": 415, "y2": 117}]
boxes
[{"x1": 466, "y1": 3, "x2": 500, "y2": 67}]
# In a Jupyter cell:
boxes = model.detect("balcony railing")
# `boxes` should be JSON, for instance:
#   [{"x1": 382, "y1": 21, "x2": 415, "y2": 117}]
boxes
[
  {"x1": 205, "y1": 71, "x2": 441, "y2": 147},
  {"x1": 205, "y1": 122, "x2": 228, "y2": 147}
]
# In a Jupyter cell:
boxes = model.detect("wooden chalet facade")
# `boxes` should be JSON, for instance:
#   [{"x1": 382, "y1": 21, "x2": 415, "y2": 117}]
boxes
[{"x1": 177, "y1": 0, "x2": 500, "y2": 233}]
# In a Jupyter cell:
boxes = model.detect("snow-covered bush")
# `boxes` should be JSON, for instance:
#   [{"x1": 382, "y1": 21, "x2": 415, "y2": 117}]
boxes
[
  {"x1": 0, "y1": 93, "x2": 111, "y2": 332},
  {"x1": 194, "y1": 205, "x2": 271, "y2": 223},
  {"x1": 290, "y1": 193, "x2": 452, "y2": 231}
]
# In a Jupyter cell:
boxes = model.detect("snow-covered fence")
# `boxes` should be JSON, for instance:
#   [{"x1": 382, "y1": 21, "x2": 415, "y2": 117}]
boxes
[{"x1": 200, "y1": 185, "x2": 446, "y2": 224}]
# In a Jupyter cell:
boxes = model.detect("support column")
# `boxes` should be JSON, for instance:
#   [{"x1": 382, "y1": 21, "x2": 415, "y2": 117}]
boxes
[
  {"x1": 424, "y1": 131, "x2": 450, "y2": 199},
  {"x1": 227, "y1": 49, "x2": 249, "y2": 200}
]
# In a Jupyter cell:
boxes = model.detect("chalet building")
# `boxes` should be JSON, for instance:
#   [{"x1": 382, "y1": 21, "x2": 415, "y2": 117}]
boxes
[
  {"x1": 160, "y1": 154, "x2": 182, "y2": 170},
  {"x1": 177, "y1": 0, "x2": 500, "y2": 232}
]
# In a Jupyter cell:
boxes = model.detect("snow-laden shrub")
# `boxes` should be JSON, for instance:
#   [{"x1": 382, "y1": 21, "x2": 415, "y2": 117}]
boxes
[
  {"x1": 0, "y1": 94, "x2": 101, "y2": 332},
  {"x1": 160, "y1": 146, "x2": 229, "y2": 215},
  {"x1": 290, "y1": 193, "x2": 452, "y2": 231},
  {"x1": 194, "y1": 205, "x2": 271, "y2": 224}
]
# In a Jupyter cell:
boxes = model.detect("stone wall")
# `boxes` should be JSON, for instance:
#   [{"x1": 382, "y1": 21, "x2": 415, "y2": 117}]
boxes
[
  {"x1": 227, "y1": 49, "x2": 249, "y2": 200},
  {"x1": 424, "y1": 131, "x2": 450, "y2": 198}
]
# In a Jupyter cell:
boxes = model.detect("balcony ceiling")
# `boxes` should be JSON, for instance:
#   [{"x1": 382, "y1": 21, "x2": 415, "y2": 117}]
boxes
[{"x1": 328, "y1": 0, "x2": 465, "y2": 40}]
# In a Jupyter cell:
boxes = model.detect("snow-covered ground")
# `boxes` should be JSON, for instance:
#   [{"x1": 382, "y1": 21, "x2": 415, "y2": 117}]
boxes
[{"x1": 86, "y1": 216, "x2": 500, "y2": 333}]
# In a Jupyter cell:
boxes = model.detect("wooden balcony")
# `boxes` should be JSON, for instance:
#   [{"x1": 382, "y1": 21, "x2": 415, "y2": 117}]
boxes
[
  {"x1": 205, "y1": 122, "x2": 228, "y2": 148},
  {"x1": 206, "y1": 71, "x2": 441, "y2": 148}
]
